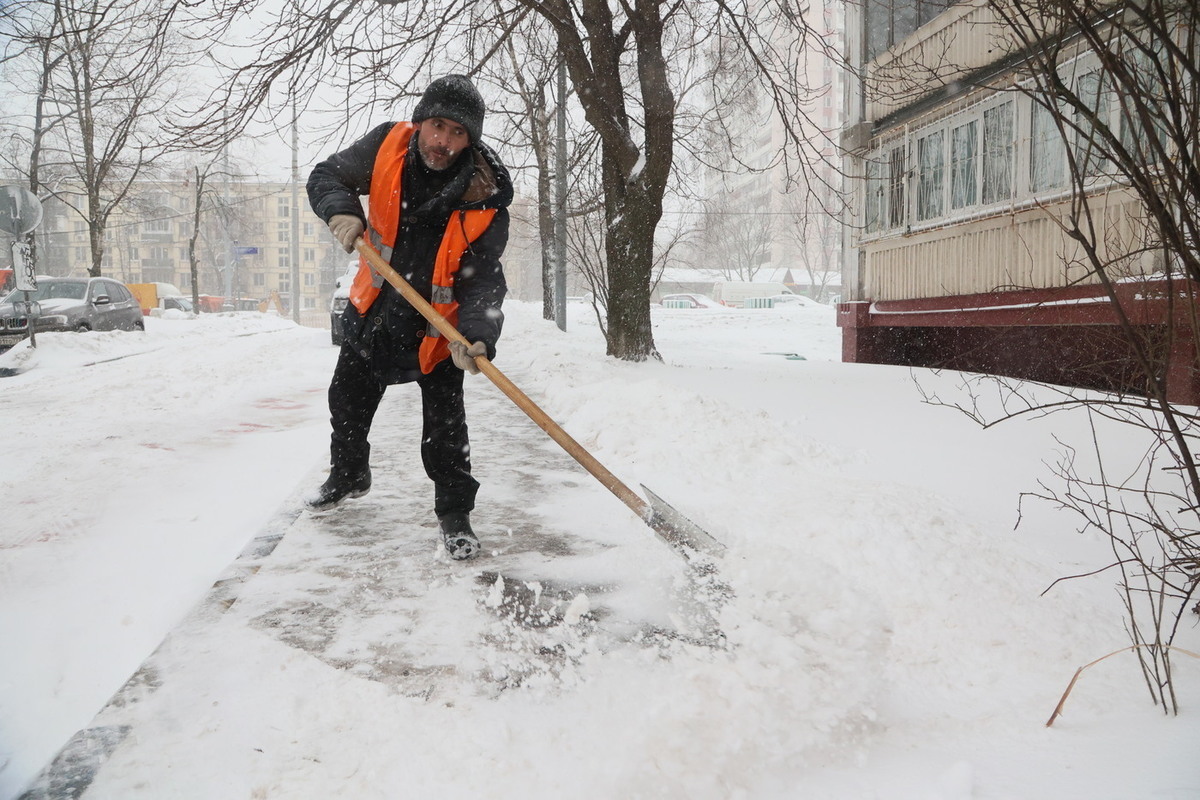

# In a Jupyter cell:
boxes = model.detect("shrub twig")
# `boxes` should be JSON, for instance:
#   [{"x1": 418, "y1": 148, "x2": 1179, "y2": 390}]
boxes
[{"x1": 1046, "y1": 645, "x2": 1200, "y2": 727}]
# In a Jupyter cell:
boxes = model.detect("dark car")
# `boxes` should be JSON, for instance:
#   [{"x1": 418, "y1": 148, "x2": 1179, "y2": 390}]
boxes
[
  {"x1": 329, "y1": 264, "x2": 357, "y2": 346},
  {"x1": 0, "y1": 276, "x2": 145, "y2": 348},
  {"x1": 330, "y1": 292, "x2": 349, "y2": 346}
]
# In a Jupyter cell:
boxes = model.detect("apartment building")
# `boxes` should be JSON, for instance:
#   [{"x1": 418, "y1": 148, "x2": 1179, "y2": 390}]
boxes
[
  {"x1": 839, "y1": 0, "x2": 1196, "y2": 402},
  {"x1": 694, "y1": 0, "x2": 846, "y2": 301},
  {"x1": 30, "y1": 176, "x2": 346, "y2": 317}
]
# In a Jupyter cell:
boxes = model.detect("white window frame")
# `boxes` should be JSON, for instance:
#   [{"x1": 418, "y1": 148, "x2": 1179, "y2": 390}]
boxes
[
  {"x1": 981, "y1": 100, "x2": 1016, "y2": 206},
  {"x1": 949, "y1": 118, "x2": 978, "y2": 211},
  {"x1": 858, "y1": 57, "x2": 1133, "y2": 241},
  {"x1": 915, "y1": 128, "x2": 946, "y2": 222}
]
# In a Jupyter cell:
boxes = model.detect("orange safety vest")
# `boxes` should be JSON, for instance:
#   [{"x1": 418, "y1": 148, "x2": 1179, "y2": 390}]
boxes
[{"x1": 349, "y1": 121, "x2": 497, "y2": 373}]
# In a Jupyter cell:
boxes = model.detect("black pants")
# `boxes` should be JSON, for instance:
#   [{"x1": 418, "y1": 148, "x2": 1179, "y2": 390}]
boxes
[{"x1": 327, "y1": 344, "x2": 478, "y2": 517}]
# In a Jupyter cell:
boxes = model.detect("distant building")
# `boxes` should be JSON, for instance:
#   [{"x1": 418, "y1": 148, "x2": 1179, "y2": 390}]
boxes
[
  {"x1": 691, "y1": 0, "x2": 845, "y2": 298},
  {"x1": 29, "y1": 175, "x2": 344, "y2": 321}
]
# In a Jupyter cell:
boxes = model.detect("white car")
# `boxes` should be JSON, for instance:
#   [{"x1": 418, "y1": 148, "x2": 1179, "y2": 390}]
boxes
[
  {"x1": 659, "y1": 293, "x2": 720, "y2": 309},
  {"x1": 329, "y1": 263, "x2": 357, "y2": 346},
  {"x1": 766, "y1": 293, "x2": 819, "y2": 307}
]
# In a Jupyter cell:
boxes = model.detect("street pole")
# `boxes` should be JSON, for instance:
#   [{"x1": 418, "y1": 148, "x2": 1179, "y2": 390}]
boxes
[
  {"x1": 554, "y1": 56, "x2": 568, "y2": 332},
  {"x1": 1, "y1": 185, "x2": 44, "y2": 348},
  {"x1": 222, "y1": 144, "x2": 234, "y2": 306},
  {"x1": 290, "y1": 92, "x2": 301, "y2": 323}
]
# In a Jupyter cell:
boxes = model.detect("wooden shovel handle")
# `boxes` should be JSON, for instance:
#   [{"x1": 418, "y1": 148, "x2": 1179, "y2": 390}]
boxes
[{"x1": 352, "y1": 238, "x2": 652, "y2": 521}]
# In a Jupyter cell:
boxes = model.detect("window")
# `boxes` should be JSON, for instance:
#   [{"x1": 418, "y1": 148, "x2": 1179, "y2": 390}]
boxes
[
  {"x1": 982, "y1": 102, "x2": 1014, "y2": 204},
  {"x1": 950, "y1": 121, "x2": 977, "y2": 210},
  {"x1": 916, "y1": 130, "x2": 944, "y2": 221},
  {"x1": 865, "y1": 147, "x2": 907, "y2": 233},
  {"x1": 866, "y1": 0, "x2": 952, "y2": 60},
  {"x1": 253, "y1": 273, "x2": 265, "y2": 287},
  {"x1": 277, "y1": 221, "x2": 290, "y2": 243},
  {"x1": 303, "y1": 222, "x2": 315, "y2": 237},
  {"x1": 278, "y1": 248, "x2": 290, "y2": 268},
  {"x1": 303, "y1": 248, "x2": 315, "y2": 262},
  {"x1": 1075, "y1": 70, "x2": 1112, "y2": 177},
  {"x1": 865, "y1": 157, "x2": 885, "y2": 234},
  {"x1": 863, "y1": 91, "x2": 1088, "y2": 235},
  {"x1": 279, "y1": 274, "x2": 290, "y2": 293},
  {"x1": 1030, "y1": 100, "x2": 1067, "y2": 192},
  {"x1": 277, "y1": 198, "x2": 291, "y2": 217},
  {"x1": 143, "y1": 217, "x2": 171, "y2": 234},
  {"x1": 1120, "y1": 47, "x2": 1167, "y2": 163},
  {"x1": 304, "y1": 272, "x2": 315, "y2": 286},
  {"x1": 887, "y1": 146, "x2": 906, "y2": 229},
  {"x1": 106, "y1": 282, "x2": 133, "y2": 302}
]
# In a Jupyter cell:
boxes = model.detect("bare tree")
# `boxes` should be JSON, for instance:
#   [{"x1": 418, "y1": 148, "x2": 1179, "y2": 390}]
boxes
[
  {"x1": 488, "y1": 18, "x2": 600, "y2": 322},
  {"x1": 927, "y1": 0, "x2": 1200, "y2": 712},
  {"x1": 58, "y1": 0, "x2": 191, "y2": 276},
  {"x1": 499, "y1": 31, "x2": 560, "y2": 321},
  {"x1": 1, "y1": 0, "x2": 198, "y2": 277},
  {"x1": 185, "y1": 156, "x2": 233, "y2": 308},
  {"x1": 783, "y1": 177, "x2": 841, "y2": 300},
  {"x1": 568, "y1": 200, "x2": 609, "y2": 333},
  {"x1": 180, "y1": 0, "x2": 832, "y2": 361},
  {"x1": 571, "y1": 160, "x2": 689, "y2": 333},
  {"x1": 0, "y1": 0, "x2": 74, "y2": 267},
  {"x1": 689, "y1": 199, "x2": 776, "y2": 281}
]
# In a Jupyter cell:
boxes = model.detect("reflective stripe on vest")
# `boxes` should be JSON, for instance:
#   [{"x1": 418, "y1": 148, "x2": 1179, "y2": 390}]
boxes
[
  {"x1": 419, "y1": 209, "x2": 496, "y2": 373},
  {"x1": 348, "y1": 121, "x2": 497, "y2": 373}
]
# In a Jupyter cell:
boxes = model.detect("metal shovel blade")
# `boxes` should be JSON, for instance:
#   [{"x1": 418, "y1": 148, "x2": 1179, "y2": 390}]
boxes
[{"x1": 641, "y1": 485, "x2": 727, "y2": 560}]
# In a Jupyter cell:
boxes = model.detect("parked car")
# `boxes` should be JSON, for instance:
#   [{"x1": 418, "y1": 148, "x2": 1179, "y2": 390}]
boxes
[
  {"x1": 160, "y1": 295, "x2": 193, "y2": 313},
  {"x1": 711, "y1": 281, "x2": 795, "y2": 307},
  {"x1": 0, "y1": 276, "x2": 144, "y2": 348},
  {"x1": 126, "y1": 282, "x2": 189, "y2": 315},
  {"x1": 765, "y1": 293, "x2": 820, "y2": 307},
  {"x1": 330, "y1": 262, "x2": 357, "y2": 346},
  {"x1": 659, "y1": 293, "x2": 720, "y2": 308}
]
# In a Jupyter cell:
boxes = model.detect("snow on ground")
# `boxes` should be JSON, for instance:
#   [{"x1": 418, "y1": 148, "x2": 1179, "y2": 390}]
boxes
[{"x1": 0, "y1": 300, "x2": 1197, "y2": 799}]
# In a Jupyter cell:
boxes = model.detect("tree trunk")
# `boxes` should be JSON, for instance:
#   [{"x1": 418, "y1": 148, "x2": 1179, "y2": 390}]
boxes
[
  {"x1": 602, "y1": 143, "x2": 659, "y2": 360},
  {"x1": 87, "y1": 194, "x2": 104, "y2": 277},
  {"x1": 189, "y1": 166, "x2": 205, "y2": 307},
  {"x1": 548, "y1": 0, "x2": 672, "y2": 360},
  {"x1": 537, "y1": 140, "x2": 556, "y2": 321}
]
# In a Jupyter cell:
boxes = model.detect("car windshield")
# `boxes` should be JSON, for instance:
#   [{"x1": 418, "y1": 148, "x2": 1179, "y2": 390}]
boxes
[{"x1": 2, "y1": 281, "x2": 87, "y2": 303}]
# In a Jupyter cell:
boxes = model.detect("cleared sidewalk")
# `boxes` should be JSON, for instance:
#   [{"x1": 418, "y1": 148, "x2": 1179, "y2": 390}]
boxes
[{"x1": 18, "y1": 371, "x2": 704, "y2": 799}]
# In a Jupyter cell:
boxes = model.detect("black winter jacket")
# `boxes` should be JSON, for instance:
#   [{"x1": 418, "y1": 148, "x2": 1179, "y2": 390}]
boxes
[{"x1": 307, "y1": 122, "x2": 513, "y2": 382}]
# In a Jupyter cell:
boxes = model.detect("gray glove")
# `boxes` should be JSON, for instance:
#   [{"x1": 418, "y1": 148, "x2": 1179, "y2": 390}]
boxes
[
  {"x1": 328, "y1": 214, "x2": 364, "y2": 253},
  {"x1": 449, "y1": 340, "x2": 487, "y2": 375}
]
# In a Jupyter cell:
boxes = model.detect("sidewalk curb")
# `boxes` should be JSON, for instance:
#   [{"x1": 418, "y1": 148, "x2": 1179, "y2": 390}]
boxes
[{"x1": 15, "y1": 496, "x2": 307, "y2": 800}]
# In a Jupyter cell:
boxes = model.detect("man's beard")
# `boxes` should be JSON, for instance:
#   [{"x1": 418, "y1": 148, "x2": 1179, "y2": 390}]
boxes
[{"x1": 418, "y1": 140, "x2": 459, "y2": 171}]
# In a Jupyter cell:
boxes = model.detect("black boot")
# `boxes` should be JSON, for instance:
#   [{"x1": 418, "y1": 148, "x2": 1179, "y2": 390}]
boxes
[
  {"x1": 438, "y1": 512, "x2": 480, "y2": 560},
  {"x1": 304, "y1": 467, "x2": 372, "y2": 511}
]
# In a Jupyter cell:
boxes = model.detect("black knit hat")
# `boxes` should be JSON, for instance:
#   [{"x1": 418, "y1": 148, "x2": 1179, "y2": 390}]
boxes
[{"x1": 412, "y1": 74, "x2": 485, "y2": 144}]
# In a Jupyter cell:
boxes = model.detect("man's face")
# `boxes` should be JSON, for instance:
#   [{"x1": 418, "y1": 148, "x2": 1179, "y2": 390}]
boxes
[{"x1": 416, "y1": 117, "x2": 470, "y2": 171}]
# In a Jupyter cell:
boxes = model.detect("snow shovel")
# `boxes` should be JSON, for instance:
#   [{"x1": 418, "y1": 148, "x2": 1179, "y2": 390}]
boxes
[{"x1": 353, "y1": 238, "x2": 725, "y2": 563}]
